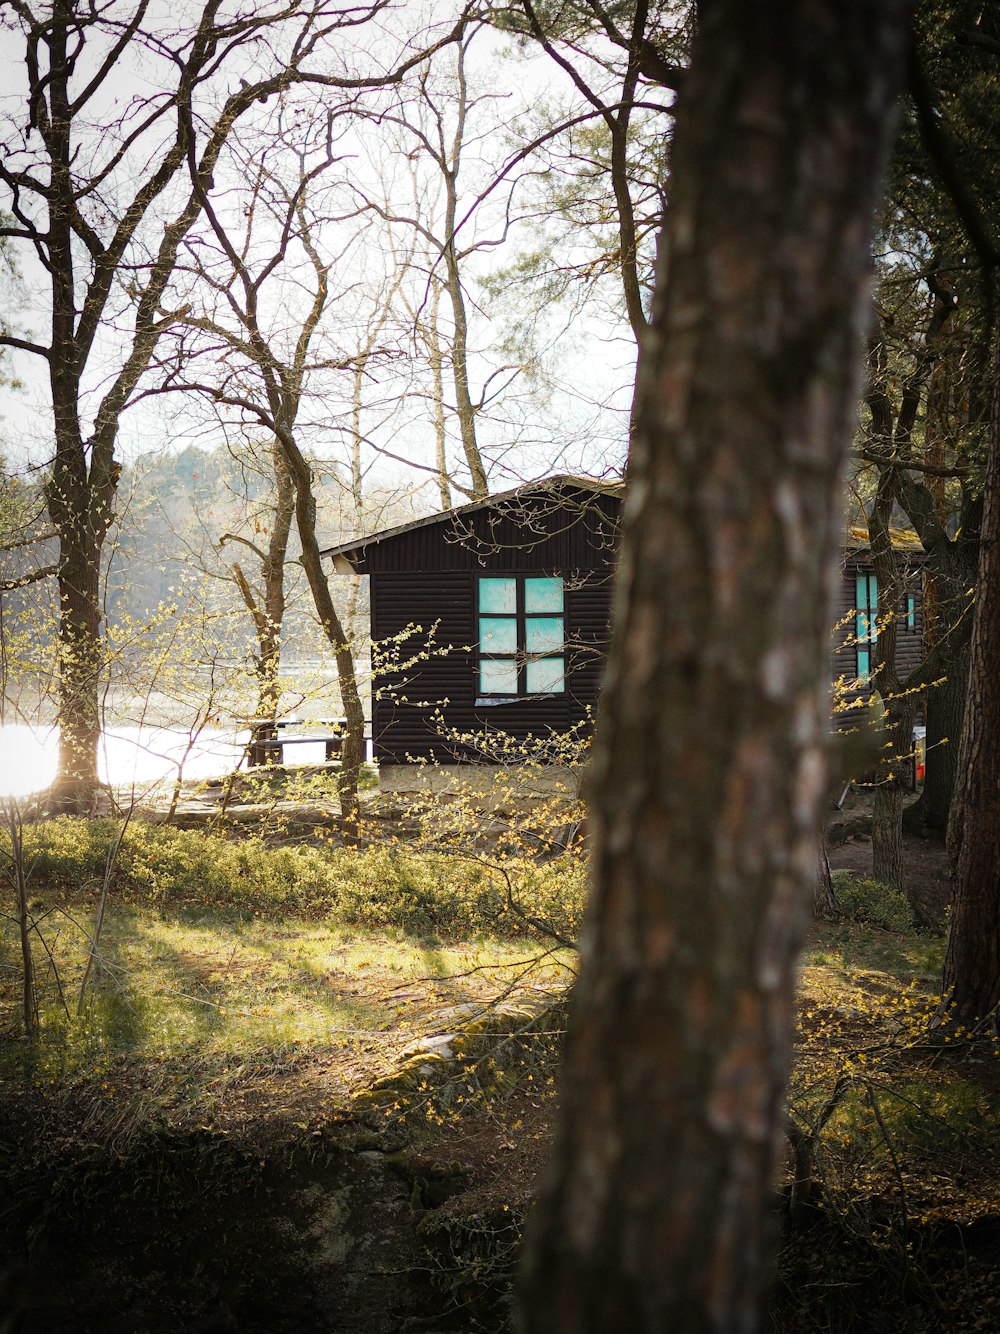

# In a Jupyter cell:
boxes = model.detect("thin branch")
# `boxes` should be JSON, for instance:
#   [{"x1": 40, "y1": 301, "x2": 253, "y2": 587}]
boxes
[
  {"x1": 854, "y1": 448, "x2": 969, "y2": 479},
  {"x1": 0, "y1": 564, "x2": 58, "y2": 591}
]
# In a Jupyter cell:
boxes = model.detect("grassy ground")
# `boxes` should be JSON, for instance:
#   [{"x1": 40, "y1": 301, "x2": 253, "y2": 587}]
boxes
[
  {"x1": 3, "y1": 816, "x2": 1000, "y2": 1331},
  {"x1": 1, "y1": 898, "x2": 572, "y2": 1140}
]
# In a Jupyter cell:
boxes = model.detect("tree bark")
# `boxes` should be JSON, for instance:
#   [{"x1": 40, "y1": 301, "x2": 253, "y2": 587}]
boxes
[
  {"x1": 866, "y1": 415, "x2": 912, "y2": 892},
  {"x1": 904, "y1": 638, "x2": 968, "y2": 835},
  {"x1": 441, "y1": 44, "x2": 489, "y2": 500},
  {"x1": 815, "y1": 841, "x2": 837, "y2": 919},
  {"x1": 282, "y1": 440, "x2": 367, "y2": 825},
  {"x1": 226, "y1": 441, "x2": 296, "y2": 724},
  {"x1": 942, "y1": 294, "x2": 1000, "y2": 1027},
  {"x1": 515, "y1": 3, "x2": 909, "y2": 1331},
  {"x1": 871, "y1": 693, "x2": 918, "y2": 893}
]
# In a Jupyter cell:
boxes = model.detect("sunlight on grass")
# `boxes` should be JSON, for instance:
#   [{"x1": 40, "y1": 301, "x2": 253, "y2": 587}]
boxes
[
  {"x1": 0, "y1": 903, "x2": 574, "y2": 1087},
  {"x1": 803, "y1": 920, "x2": 945, "y2": 983}
]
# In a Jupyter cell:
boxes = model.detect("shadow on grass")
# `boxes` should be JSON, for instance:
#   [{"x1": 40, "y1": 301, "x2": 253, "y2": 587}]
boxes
[{"x1": 1, "y1": 896, "x2": 566, "y2": 1089}]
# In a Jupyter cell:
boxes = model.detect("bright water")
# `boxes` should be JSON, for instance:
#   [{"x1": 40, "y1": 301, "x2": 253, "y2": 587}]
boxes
[{"x1": 0, "y1": 724, "x2": 336, "y2": 799}]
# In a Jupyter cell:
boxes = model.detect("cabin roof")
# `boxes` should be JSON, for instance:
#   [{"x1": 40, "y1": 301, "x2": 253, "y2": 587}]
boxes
[
  {"x1": 844, "y1": 523, "x2": 925, "y2": 555},
  {"x1": 320, "y1": 474, "x2": 623, "y2": 571},
  {"x1": 320, "y1": 476, "x2": 926, "y2": 575}
]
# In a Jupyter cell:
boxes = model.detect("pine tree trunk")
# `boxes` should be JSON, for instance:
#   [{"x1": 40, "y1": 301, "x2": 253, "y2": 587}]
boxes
[
  {"x1": 815, "y1": 841, "x2": 837, "y2": 919},
  {"x1": 515, "y1": 3, "x2": 909, "y2": 1331},
  {"x1": 872, "y1": 699, "x2": 917, "y2": 893},
  {"x1": 942, "y1": 300, "x2": 1000, "y2": 1027},
  {"x1": 904, "y1": 639, "x2": 968, "y2": 835}
]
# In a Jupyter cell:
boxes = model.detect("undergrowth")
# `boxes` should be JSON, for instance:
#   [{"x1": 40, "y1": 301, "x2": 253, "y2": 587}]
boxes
[
  {"x1": 831, "y1": 871, "x2": 913, "y2": 933},
  {"x1": 1, "y1": 816, "x2": 586, "y2": 940}
]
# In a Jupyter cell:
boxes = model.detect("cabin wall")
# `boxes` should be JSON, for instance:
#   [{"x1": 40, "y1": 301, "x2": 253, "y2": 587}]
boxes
[
  {"x1": 369, "y1": 569, "x2": 615, "y2": 766},
  {"x1": 359, "y1": 488, "x2": 619, "y2": 767},
  {"x1": 832, "y1": 554, "x2": 925, "y2": 724}
]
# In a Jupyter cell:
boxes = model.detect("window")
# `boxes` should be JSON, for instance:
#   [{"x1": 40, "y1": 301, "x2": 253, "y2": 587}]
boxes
[
  {"x1": 905, "y1": 592, "x2": 916, "y2": 632},
  {"x1": 855, "y1": 571, "x2": 878, "y2": 680},
  {"x1": 478, "y1": 575, "x2": 565, "y2": 696}
]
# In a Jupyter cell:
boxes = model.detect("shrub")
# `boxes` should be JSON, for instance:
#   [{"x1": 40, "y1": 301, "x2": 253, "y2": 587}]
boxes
[
  {"x1": 1, "y1": 817, "x2": 585, "y2": 941},
  {"x1": 831, "y1": 872, "x2": 912, "y2": 933},
  {"x1": 322, "y1": 844, "x2": 586, "y2": 941}
]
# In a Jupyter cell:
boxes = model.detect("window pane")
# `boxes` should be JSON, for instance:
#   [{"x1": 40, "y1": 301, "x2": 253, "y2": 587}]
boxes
[
  {"x1": 526, "y1": 656, "x2": 564, "y2": 694},
  {"x1": 480, "y1": 617, "x2": 518, "y2": 654},
  {"x1": 479, "y1": 577, "x2": 517, "y2": 614},
  {"x1": 525, "y1": 615, "x2": 564, "y2": 655},
  {"x1": 524, "y1": 576, "x2": 563, "y2": 613},
  {"x1": 855, "y1": 572, "x2": 876, "y2": 645},
  {"x1": 480, "y1": 658, "x2": 518, "y2": 695}
]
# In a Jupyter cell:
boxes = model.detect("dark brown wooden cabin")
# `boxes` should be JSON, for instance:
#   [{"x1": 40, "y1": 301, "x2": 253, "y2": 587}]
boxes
[
  {"x1": 322, "y1": 477, "x2": 621, "y2": 772},
  {"x1": 322, "y1": 480, "x2": 925, "y2": 773},
  {"x1": 831, "y1": 533, "x2": 925, "y2": 723}
]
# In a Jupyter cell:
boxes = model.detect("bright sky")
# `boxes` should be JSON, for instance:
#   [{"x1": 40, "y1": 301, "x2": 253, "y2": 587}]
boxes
[{"x1": 0, "y1": 5, "x2": 647, "y2": 488}]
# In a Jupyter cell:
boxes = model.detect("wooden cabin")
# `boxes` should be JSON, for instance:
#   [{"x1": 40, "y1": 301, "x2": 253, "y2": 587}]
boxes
[
  {"x1": 322, "y1": 479, "x2": 924, "y2": 791},
  {"x1": 322, "y1": 476, "x2": 620, "y2": 794},
  {"x1": 832, "y1": 531, "x2": 925, "y2": 723}
]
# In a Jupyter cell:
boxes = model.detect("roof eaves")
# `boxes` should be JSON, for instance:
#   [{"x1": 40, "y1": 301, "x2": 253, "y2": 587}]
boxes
[{"x1": 320, "y1": 474, "x2": 623, "y2": 566}]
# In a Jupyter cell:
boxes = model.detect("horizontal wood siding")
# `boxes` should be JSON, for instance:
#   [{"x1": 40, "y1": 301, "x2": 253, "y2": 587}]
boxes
[
  {"x1": 370, "y1": 568, "x2": 615, "y2": 765},
  {"x1": 566, "y1": 573, "x2": 614, "y2": 716},
  {"x1": 358, "y1": 488, "x2": 620, "y2": 576},
  {"x1": 832, "y1": 553, "x2": 925, "y2": 725},
  {"x1": 371, "y1": 572, "x2": 473, "y2": 764}
]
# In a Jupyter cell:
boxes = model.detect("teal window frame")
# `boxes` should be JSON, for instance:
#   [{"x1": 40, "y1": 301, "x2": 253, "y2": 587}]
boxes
[
  {"x1": 856, "y1": 572, "x2": 878, "y2": 680},
  {"x1": 906, "y1": 593, "x2": 916, "y2": 632},
  {"x1": 477, "y1": 575, "x2": 566, "y2": 697}
]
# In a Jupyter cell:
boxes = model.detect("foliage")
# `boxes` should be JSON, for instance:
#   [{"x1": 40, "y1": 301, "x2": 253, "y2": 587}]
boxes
[
  {"x1": 778, "y1": 921, "x2": 1000, "y2": 1330},
  {"x1": 1, "y1": 816, "x2": 586, "y2": 942},
  {"x1": 328, "y1": 840, "x2": 585, "y2": 940},
  {"x1": 831, "y1": 872, "x2": 914, "y2": 933}
]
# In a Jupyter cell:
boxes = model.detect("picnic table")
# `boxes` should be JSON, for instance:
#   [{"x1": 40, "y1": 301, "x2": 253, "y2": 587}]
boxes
[{"x1": 244, "y1": 718, "x2": 348, "y2": 767}]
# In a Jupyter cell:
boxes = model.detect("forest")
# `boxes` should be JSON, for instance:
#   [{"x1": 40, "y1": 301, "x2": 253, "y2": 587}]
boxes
[{"x1": 2, "y1": 1, "x2": 1000, "y2": 1331}]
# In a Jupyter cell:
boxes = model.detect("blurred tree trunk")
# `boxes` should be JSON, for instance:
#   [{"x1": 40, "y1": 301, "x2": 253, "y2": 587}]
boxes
[{"x1": 516, "y1": 2, "x2": 909, "y2": 1331}]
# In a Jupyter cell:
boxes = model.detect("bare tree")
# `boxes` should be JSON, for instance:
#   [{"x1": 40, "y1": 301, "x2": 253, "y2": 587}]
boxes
[
  {"x1": 0, "y1": 0, "x2": 467, "y2": 812},
  {"x1": 153, "y1": 108, "x2": 381, "y2": 817},
  {"x1": 516, "y1": 1, "x2": 909, "y2": 1329},
  {"x1": 497, "y1": 0, "x2": 687, "y2": 347},
  {"x1": 351, "y1": 24, "x2": 546, "y2": 499}
]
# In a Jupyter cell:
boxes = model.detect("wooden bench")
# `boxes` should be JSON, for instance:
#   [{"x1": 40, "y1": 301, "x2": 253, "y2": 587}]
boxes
[{"x1": 245, "y1": 719, "x2": 347, "y2": 768}]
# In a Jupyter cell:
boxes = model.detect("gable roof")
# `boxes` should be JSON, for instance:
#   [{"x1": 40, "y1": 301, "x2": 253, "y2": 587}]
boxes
[{"x1": 321, "y1": 474, "x2": 623, "y2": 573}]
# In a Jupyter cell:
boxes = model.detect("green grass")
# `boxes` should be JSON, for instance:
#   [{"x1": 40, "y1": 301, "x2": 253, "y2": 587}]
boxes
[
  {"x1": 0, "y1": 817, "x2": 578, "y2": 1117},
  {"x1": 803, "y1": 918, "x2": 946, "y2": 982},
  {"x1": 2, "y1": 815, "x2": 587, "y2": 938},
  {"x1": 1, "y1": 902, "x2": 572, "y2": 1087}
]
